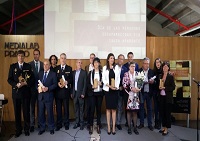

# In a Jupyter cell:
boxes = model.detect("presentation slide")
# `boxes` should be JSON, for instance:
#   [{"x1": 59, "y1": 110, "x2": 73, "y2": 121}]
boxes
[{"x1": 45, "y1": 0, "x2": 146, "y2": 59}]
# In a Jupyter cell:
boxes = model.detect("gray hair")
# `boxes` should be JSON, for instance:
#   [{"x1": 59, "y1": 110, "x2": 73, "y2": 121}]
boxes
[{"x1": 143, "y1": 57, "x2": 150, "y2": 63}]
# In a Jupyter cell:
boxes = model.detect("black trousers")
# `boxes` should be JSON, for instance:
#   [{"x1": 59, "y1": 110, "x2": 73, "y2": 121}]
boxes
[
  {"x1": 159, "y1": 96, "x2": 172, "y2": 128},
  {"x1": 88, "y1": 94, "x2": 103, "y2": 126},
  {"x1": 55, "y1": 96, "x2": 69, "y2": 127},
  {"x1": 123, "y1": 91, "x2": 129, "y2": 123},
  {"x1": 13, "y1": 98, "x2": 30, "y2": 132},
  {"x1": 30, "y1": 88, "x2": 38, "y2": 127}
]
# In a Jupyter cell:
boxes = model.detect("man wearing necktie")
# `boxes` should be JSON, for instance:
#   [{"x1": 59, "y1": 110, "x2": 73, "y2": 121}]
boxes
[
  {"x1": 8, "y1": 50, "x2": 34, "y2": 138},
  {"x1": 54, "y1": 53, "x2": 72, "y2": 131},
  {"x1": 38, "y1": 60, "x2": 57, "y2": 135},
  {"x1": 29, "y1": 49, "x2": 44, "y2": 132}
]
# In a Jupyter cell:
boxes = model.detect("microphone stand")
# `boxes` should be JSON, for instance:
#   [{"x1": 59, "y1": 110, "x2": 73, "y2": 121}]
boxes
[{"x1": 193, "y1": 79, "x2": 200, "y2": 141}]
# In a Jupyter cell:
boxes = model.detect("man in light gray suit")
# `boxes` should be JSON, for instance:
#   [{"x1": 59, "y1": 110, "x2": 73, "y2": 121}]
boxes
[
  {"x1": 29, "y1": 49, "x2": 44, "y2": 132},
  {"x1": 71, "y1": 59, "x2": 87, "y2": 130}
]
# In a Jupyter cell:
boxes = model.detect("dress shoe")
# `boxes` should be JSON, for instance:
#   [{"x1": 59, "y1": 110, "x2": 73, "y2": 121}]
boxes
[
  {"x1": 148, "y1": 126, "x2": 154, "y2": 131},
  {"x1": 73, "y1": 123, "x2": 80, "y2": 129},
  {"x1": 38, "y1": 130, "x2": 45, "y2": 135},
  {"x1": 133, "y1": 128, "x2": 139, "y2": 135},
  {"x1": 128, "y1": 128, "x2": 132, "y2": 135},
  {"x1": 137, "y1": 124, "x2": 144, "y2": 129},
  {"x1": 162, "y1": 131, "x2": 168, "y2": 136},
  {"x1": 15, "y1": 131, "x2": 22, "y2": 138},
  {"x1": 55, "y1": 126, "x2": 61, "y2": 131},
  {"x1": 65, "y1": 126, "x2": 69, "y2": 130},
  {"x1": 116, "y1": 125, "x2": 122, "y2": 130},
  {"x1": 50, "y1": 130, "x2": 54, "y2": 135},
  {"x1": 30, "y1": 126, "x2": 34, "y2": 132},
  {"x1": 97, "y1": 125, "x2": 101, "y2": 134},
  {"x1": 89, "y1": 126, "x2": 93, "y2": 134},
  {"x1": 25, "y1": 131, "x2": 30, "y2": 136},
  {"x1": 159, "y1": 129, "x2": 165, "y2": 133},
  {"x1": 80, "y1": 125, "x2": 84, "y2": 130}
]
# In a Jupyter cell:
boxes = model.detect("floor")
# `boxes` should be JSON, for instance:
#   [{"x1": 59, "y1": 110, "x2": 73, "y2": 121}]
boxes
[{"x1": 0, "y1": 116, "x2": 199, "y2": 141}]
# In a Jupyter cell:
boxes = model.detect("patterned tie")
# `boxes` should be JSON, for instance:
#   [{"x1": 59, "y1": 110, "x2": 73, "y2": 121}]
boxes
[
  {"x1": 62, "y1": 66, "x2": 64, "y2": 72},
  {"x1": 42, "y1": 72, "x2": 47, "y2": 83},
  {"x1": 35, "y1": 62, "x2": 38, "y2": 73}
]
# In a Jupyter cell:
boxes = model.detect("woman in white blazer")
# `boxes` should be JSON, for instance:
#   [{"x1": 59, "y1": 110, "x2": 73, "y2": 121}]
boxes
[{"x1": 102, "y1": 53, "x2": 120, "y2": 135}]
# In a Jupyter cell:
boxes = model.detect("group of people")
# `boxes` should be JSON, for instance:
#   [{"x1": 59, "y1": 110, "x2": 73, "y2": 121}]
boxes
[{"x1": 7, "y1": 49, "x2": 175, "y2": 138}]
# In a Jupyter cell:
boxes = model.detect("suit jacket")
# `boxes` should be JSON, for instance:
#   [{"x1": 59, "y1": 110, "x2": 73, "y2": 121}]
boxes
[
  {"x1": 139, "y1": 68, "x2": 155, "y2": 95},
  {"x1": 29, "y1": 60, "x2": 44, "y2": 90},
  {"x1": 72, "y1": 69, "x2": 87, "y2": 97},
  {"x1": 55, "y1": 65, "x2": 72, "y2": 99},
  {"x1": 87, "y1": 69, "x2": 103, "y2": 96},
  {"x1": 102, "y1": 65, "x2": 120, "y2": 92},
  {"x1": 38, "y1": 70, "x2": 57, "y2": 102},
  {"x1": 160, "y1": 73, "x2": 176, "y2": 103},
  {"x1": 7, "y1": 62, "x2": 35, "y2": 99}
]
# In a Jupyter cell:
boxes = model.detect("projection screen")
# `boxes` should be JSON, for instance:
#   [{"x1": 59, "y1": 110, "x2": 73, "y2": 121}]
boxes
[{"x1": 45, "y1": 0, "x2": 146, "y2": 59}]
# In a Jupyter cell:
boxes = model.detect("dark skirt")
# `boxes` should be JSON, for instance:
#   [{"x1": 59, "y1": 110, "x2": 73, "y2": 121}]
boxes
[{"x1": 104, "y1": 89, "x2": 118, "y2": 109}]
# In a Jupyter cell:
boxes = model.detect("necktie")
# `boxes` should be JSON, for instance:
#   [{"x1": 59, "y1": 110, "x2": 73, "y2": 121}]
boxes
[
  {"x1": 62, "y1": 67, "x2": 64, "y2": 72},
  {"x1": 35, "y1": 62, "x2": 38, "y2": 73},
  {"x1": 42, "y1": 72, "x2": 47, "y2": 83},
  {"x1": 19, "y1": 65, "x2": 23, "y2": 70}
]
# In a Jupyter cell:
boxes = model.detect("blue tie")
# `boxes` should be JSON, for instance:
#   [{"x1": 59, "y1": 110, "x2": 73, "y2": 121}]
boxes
[{"x1": 42, "y1": 72, "x2": 47, "y2": 83}]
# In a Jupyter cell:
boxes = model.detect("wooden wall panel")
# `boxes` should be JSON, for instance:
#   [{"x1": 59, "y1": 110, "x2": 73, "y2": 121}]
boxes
[{"x1": 0, "y1": 35, "x2": 199, "y2": 121}]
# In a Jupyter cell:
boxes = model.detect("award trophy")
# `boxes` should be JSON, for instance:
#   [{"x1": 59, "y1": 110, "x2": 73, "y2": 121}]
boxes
[
  {"x1": 93, "y1": 78, "x2": 98, "y2": 89},
  {"x1": 111, "y1": 78, "x2": 115, "y2": 88}
]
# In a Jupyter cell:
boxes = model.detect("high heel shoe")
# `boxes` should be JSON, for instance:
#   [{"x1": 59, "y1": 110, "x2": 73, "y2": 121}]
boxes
[
  {"x1": 112, "y1": 132, "x2": 116, "y2": 135},
  {"x1": 107, "y1": 128, "x2": 111, "y2": 135}
]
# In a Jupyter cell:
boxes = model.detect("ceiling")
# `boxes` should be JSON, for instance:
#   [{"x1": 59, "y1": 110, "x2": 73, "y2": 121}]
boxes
[{"x1": 0, "y1": 0, "x2": 200, "y2": 36}]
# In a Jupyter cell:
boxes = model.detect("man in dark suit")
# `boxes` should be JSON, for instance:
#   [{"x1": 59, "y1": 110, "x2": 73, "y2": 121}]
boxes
[
  {"x1": 54, "y1": 53, "x2": 72, "y2": 131},
  {"x1": 85, "y1": 53, "x2": 95, "y2": 129},
  {"x1": 123, "y1": 52, "x2": 139, "y2": 72},
  {"x1": 38, "y1": 60, "x2": 57, "y2": 135},
  {"x1": 71, "y1": 59, "x2": 87, "y2": 130},
  {"x1": 29, "y1": 49, "x2": 44, "y2": 132},
  {"x1": 7, "y1": 50, "x2": 34, "y2": 137},
  {"x1": 138, "y1": 57, "x2": 155, "y2": 131}
]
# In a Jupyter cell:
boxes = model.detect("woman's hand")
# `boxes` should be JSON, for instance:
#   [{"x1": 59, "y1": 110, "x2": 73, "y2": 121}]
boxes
[
  {"x1": 159, "y1": 86, "x2": 165, "y2": 90},
  {"x1": 131, "y1": 87, "x2": 141, "y2": 93}
]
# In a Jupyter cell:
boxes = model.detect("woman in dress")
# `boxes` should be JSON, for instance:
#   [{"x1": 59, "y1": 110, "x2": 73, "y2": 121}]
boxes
[
  {"x1": 102, "y1": 53, "x2": 120, "y2": 135},
  {"x1": 123, "y1": 62, "x2": 140, "y2": 135},
  {"x1": 87, "y1": 57, "x2": 103, "y2": 134},
  {"x1": 159, "y1": 62, "x2": 175, "y2": 135},
  {"x1": 153, "y1": 58, "x2": 162, "y2": 129}
]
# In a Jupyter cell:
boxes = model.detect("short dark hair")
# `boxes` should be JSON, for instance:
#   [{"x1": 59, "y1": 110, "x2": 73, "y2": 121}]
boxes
[
  {"x1": 93, "y1": 57, "x2": 100, "y2": 65},
  {"x1": 33, "y1": 49, "x2": 40, "y2": 55},
  {"x1": 162, "y1": 61, "x2": 170, "y2": 71},
  {"x1": 90, "y1": 53, "x2": 95, "y2": 57},
  {"x1": 127, "y1": 52, "x2": 133, "y2": 57},
  {"x1": 118, "y1": 54, "x2": 125, "y2": 59},
  {"x1": 17, "y1": 50, "x2": 25, "y2": 56},
  {"x1": 128, "y1": 61, "x2": 136, "y2": 67},
  {"x1": 49, "y1": 55, "x2": 58, "y2": 65}
]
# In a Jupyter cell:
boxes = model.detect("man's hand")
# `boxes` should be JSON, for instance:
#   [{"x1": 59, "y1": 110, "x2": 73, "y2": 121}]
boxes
[
  {"x1": 64, "y1": 81, "x2": 68, "y2": 86},
  {"x1": 42, "y1": 87, "x2": 48, "y2": 92},
  {"x1": 81, "y1": 95, "x2": 84, "y2": 98},
  {"x1": 16, "y1": 83, "x2": 21, "y2": 88},
  {"x1": 58, "y1": 82, "x2": 64, "y2": 88}
]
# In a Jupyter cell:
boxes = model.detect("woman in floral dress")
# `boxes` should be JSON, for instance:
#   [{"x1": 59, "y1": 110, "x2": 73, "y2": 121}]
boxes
[{"x1": 123, "y1": 62, "x2": 141, "y2": 135}]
